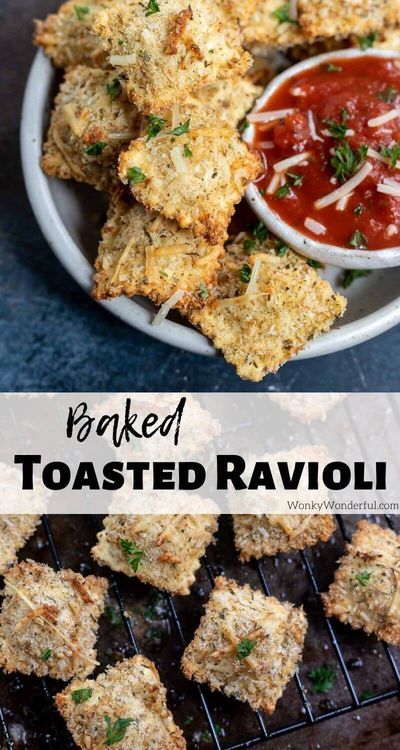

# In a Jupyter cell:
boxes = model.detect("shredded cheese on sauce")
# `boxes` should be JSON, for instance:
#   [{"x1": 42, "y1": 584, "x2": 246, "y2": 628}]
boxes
[
  {"x1": 367, "y1": 146, "x2": 400, "y2": 169},
  {"x1": 266, "y1": 172, "x2": 281, "y2": 194},
  {"x1": 273, "y1": 151, "x2": 312, "y2": 173},
  {"x1": 367, "y1": 108, "x2": 400, "y2": 128},
  {"x1": 247, "y1": 108, "x2": 295, "y2": 124},
  {"x1": 152, "y1": 289, "x2": 185, "y2": 326},
  {"x1": 307, "y1": 110, "x2": 323, "y2": 142},
  {"x1": 314, "y1": 162, "x2": 373, "y2": 209},
  {"x1": 304, "y1": 217, "x2": 326, "y2": 235},
  {"x1": 336, "y1": 192, "x2": 354, "y2": 211},
  {"x1": 377, "y1": 182, "x2": 400, "y2": 197}
]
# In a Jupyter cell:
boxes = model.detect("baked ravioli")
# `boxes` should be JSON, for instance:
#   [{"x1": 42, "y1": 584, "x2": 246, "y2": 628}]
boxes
[
  {"x1": 243, "y1": 0, "x2": 307, "y2": 48},
  {"x1": 34, "y1": 0, "x2": 111, "y2": 69},
  {"x1": 92, "y1": 514, "x2": 219, "y2": 595},
  {"x1": 0, "y1": 516, "x2": 41, "y2": 575},
  {"x1": 322, "y1": 520, "x2": 400, "y2": 645},
  {"x1": 185, "y1": 76, "x2": 262, "y2": 127},
  {"x1": 233, "y1": 515, "x2": 336, "y2": 561},
  {"x1": 119, "y1": 120, "x2": 261, "y2": 243},
  {"x1": 181, "y1": 576, "x2": 307, "y2": 713},
  {"x1": 92, "y1": 0, "x2": 251, "y2": 113},
  {"x1": 189, "y1": 238, "x2": 346, "y2": 381},
  {"x1": 0, "y1": 560, "x2": 107, "y2": 680},
  {"x1": 300, "y1": 0, "x2": 397, "y2": 42},
  {"x1": 55, "y1": 655, "x2": 186, "y2": 749},
  {"x1": 42, "y1": 66, "x2": 140, "y2": 192},
  {"x1": 92, "y1": 197, "x2": 223, "y2": 310}
]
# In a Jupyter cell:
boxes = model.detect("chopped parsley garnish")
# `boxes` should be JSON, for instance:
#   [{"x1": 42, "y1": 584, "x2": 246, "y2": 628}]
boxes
[
  {"x1": 354, "y1": 203, "x2": 364, "y2": 215},
  {"x1": 325, "y1": 63, "x2": 342, "y2": 73},
  {"x1": 169, "y1": 119, "x2": 190, "y2": 136},
  {"x1": 331, "y1": 142, "x2": 367, "y2": 183},
  {"x1": 360, "y1": 688, "x2": 374, "y2": 701},
  {"x1": 378, "y1": 85, "x2": 398, "y2": 103},
  {"x1": 354, "y1": 569, "x2": 373, "y2": 586},
  {"x1": 325, "y1": 108, "x2": 348, "y2": 140},
  {"x1": 349, "y1": 230, "x2": 367, "y2": 249},
  {"x1": 359, "y1": 31, "x2": 377, "y2": 50},
  {"x1": 72, "y1": 688, "x2": 93, "y2": 704},
  {"x1": 120, "y1": 538, "x2": 144, "y2": 571},
  {"x1": 146, "y1": 114, "x2": 166, "y2": 141},
  {"x1": 272, "y1": 2, "x2": 298, "y2": 25},
  {"x1": 276, "y1": 171, "x2": 303, "y2": 198},
  {"x1": 239, "y1": 264, "x2": 252, "y2": 283},
  {"x1": 238, "y1": 118, "x2": 249, "y2": 133},
  {"x1": 253, "y1": 221, "x2": 268, "y2": 241},
  {"x1": 236, "y1": 637, "x2": 257, "y2": 660},
  {"x1": 307, "y1": 259, "x2": 323, "y2": 269},
  {"x1": 286, "y1": 171, "x2": 303, "y2": 186},
  {"x1": 40, "y1": 648, "x2": 52, "y2": 661},
  {"x1": 276, "y1": 182, "x2": 291, "y2": 198},
  {"x1": 341, "y1": 269, "x2": 371, "y2": 288},
  {"x1": 243, "y1": 237, "x2": 256, "y2": 252},
  {"x1": 198, "y1": 282, "x2": 209, "y2": 300},
  {"x1": 74, "y1": 5, "x2": 90, "y2": 20},
  {"x1": 127, "y1": 166, "x2": 146, "y2": 183},
  {"x1": 276, "y1": 240, "x2": 288, "y2": 256},
  {"x1": 85, "y1": 141, "x2": 108, "y2": 156},
  {"x1": 309, "y1": 665, "x2": 336, "y2": 693},
  {"x1": 183, "y1": 144, "x2": 193, "y2": 158},
  {"x1": 105, "y1": 605, "x2": 123, "y2": 626},
  {"x1": 106, "y1": 78, "x2": 122, "y2": 101},
  {"x1": 104, "y1": 716, "x2": 134, "y2": 746},
  {"x1": 380, "y1": 143, "x2": 400, "y2": 168},
  {"x1": 145, "y1": 0, "x2": 160, "y2": 16}
]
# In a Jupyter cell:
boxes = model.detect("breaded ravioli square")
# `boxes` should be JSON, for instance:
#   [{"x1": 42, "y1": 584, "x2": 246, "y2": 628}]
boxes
[
  {"x1": 92, "y1": 198, "x2": 223, "y2": 310},
  {"x1": 233, "y1": 515, "x2": 336, "y2": 561},
  {"x1": 92, "y1": 0, "x2": 251, "y2": 113},
  {"x1": 322, "y1": 520, "x2": 400, "y2": 645},
  {"x1": 119, "y1": 121, "x2": 261, "y2": 242},
  {"x1": 186, "y1": 76, "x2": 262, "y2": 127},
  {"x1": 55, "y1": 655, "x2": 186, "y2": 749},
  {"x1": 189, "y1": 238, "x2": 346, "y2": 381},
  {"x1": 0, "y1": 516, "x2": 41, "y2": 575},
  {"x1": 92, "y1": 514, "x2": 218, "y2": 595},
  {"x1": 34, "y1": 0, "x2": 110, "y2": 69},
  {"x1": 0, "y1": 560, "x2": 107, "y2": 680},
  {"x1": 243, "y1": 0, "x2": 307, "y2": 48},
  {"x1": 42, "y1": 66, "x2": 140, "y2": 192},
  {"x1": 181, "y1": 576, "x2": 307, "y2": 713},
  {"x1": 300, "y1": 0, "x2": 396, "y2": 41}
]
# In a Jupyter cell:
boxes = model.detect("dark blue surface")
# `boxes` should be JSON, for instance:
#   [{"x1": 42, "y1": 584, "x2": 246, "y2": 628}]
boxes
[{"x1": 1, "y1": 5, "x2": 399, "y2": 393}]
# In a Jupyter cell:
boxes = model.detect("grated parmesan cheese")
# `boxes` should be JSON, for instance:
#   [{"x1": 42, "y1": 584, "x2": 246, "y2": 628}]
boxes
[
  {"x1": 171, "y1": 145, "x2": 187, "y2": 173},
  {"x1": 273, "y1": 151, "x2": 312, "y2": 173},
  {"x1": 307, "y1": 110, "x2": 323, "y2": 142},
  {"x1": 152, "y1": 289, "x2": 185, "y2": 326},
  {"x1": 336, "y1": 192, "x2": 353, "y2": 211},
  {"x1": 245, "y1": 255, "x2": 262, "y2": 296},
  {"x1": 367, "y1": 146, "x2": 400, "y2": 169},
  {"x1": 368, "y1": 109, "x2": 400, "y2": 128},
  {"x1": 109, "y1": 54, "x2": 136, "y2": 65},
  {"x1": 377, "y1": 182, "x2": 400, "y2": 197},
  {"x1": 314, "y1": 162, "x2": 373, "y2": 209},
  {"x1": 247, "y1": 109, "x2": 295, "y2": 124},
  {"x1": 304, "y1": 217, "x2": 326, "y2": 235}
]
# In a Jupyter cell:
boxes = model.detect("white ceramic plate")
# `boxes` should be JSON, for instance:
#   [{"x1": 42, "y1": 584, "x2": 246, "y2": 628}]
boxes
[{"x1": 20, "y1": 51, "x2": 400, "y2": 360}]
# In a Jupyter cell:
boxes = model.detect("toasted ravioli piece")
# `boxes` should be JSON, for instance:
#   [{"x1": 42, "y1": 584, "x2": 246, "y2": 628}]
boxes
[
  {"x1": 0, "y1": 516, "x2": 41, "y2": 575},
  {"x1": 301, "y1": 0, "x2": 395, "y2": 41},
  {"x1": 93, "y1": 198, "x2": 223, "y2": 309},
  {"x1": 34, "y1": 1, "x2": 111, "y2": 68},
  {"x1": 225, "y1": 0, "x2": 259, "y2": 26},
  {"x1": 119, "y1": 122, "x2": 261, "y2": 242},
  {"x1": 181, "y1": 576, "x2": 307, "y2": 713},
  {"x1": 186, "y1": 77, "x2": 262, "y2": 127},
  {"x1": 42, "y1": 66, "x2": 140, "y2": 191},
  {"x1": 55, "y1": 656, "x2": 186, "y2": 749},
  {"x1": 243, "y1": 0, "x2": 307, "y2": 48},
  {"x1": 92, "y1": 0, "x2": 251, "y2": 113},
  {"x1": 189, "y1": 239, "x2": 346, "y2": 381},
  {"x1": 92, "y1": 514, "x2": 218, "y2": 595},
  {"x1": 322, "y1": 521, "x2": 400, "y2": 645},
  {"x1": 0, "y1": 560, "x2": 107, "y2": 680},
  {"x1": 233, "y1": 515, "x2": 335, "y2": 561}
]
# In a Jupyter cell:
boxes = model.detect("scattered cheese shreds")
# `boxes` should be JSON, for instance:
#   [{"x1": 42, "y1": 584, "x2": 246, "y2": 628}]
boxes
[
  {"x1": 307, "y1": 111, "x2": 323, "y2": 142},
  {"x1": 377, "y1": 182, "x2": 400, "y2": 197},
  {"x1": 367, "y1": 109, "x2": 399, "y2": 128},
  {"x1": 273, "y1": 151, "x2": 312, "y2": 173},
  {"x1": 304, "y1": 217, "x2": 326, "y2": 235},
  {"x1": 152, "y1": 289, "x2": 185, "y2": 326},
  {"x1": 266, "y1": 172, "x2": 281, "y2": 194},
  {"x1": 367, "y1": 147, "x2": 400, "y2": 169},
  {"x1": 171, "y1": 145, "x2": 187, "y2": 173},
  {"x1": 314, "y1": 162, "x2": 373, "y2": 209},
  {"x1": 336, "y1": 192, "x2": 353, "y2": 211},
  {"x1": 247, "y1": 109, "x2": 295, "y2": 124},
  {"x1": 109, "y1": 54, "x2": 136, "y2": 65},
  {"x1": 246, "y1": 255, "x2": 262, "y2": 296}
]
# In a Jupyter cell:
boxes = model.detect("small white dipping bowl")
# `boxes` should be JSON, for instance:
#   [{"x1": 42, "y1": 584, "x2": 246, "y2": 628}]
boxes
[{"x1": 244, "y1": 48, "x2": 400, "y2": 270}]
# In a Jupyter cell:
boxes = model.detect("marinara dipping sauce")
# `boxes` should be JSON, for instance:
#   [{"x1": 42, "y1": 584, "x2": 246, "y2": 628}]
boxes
[{"x1": 252, "y1": 55, "x2": 400, "y2": 251}]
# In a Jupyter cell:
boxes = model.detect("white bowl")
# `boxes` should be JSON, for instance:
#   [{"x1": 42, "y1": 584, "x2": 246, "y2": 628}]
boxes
[
  {"x1": 244, "y1": 48, "x2": 400, "y2": 270},
  {"x1": 20, "y1": 50, "x2": 400, "y2": 360}
]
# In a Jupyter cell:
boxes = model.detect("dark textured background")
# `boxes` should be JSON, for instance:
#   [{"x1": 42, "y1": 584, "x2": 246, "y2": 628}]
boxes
[{"x1": 1, "y1": 1, "x2": 400, "y2": 393}]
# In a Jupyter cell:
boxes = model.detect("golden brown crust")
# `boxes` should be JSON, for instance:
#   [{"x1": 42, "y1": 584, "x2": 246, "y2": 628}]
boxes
[
  {"x1": 243, "y1": 0, "x2": 307, "y2": 48},
  {"x1": 0, "y1": 516, "x2": 41, "y2": 575},
  {"x1": 34, "y1": 1, "x2": 111, "y2": 68},
  {"x1": 189, "y1": 238, "x2": 346, "y2": 381},
  {"x1": 322, "y1": 520, "x2": 400, "y2": 645},
  {"x1": 0, "y1": 560, "x2": 107, "y2": 680},
  {"x1": 92, "y1": 197, "x2": 223, "y2": 311},
  {"x1": 55, "y1": 655, "x2": 186, "y2": 749},
  {"x1": 119, "y1": 121, "x2": 261, "y2": 243},
  {"x1": 233, "y1": 514, "x2": 336, "y2": 561},
  {"x1": 92, "y1": 0, "x2": 251, "y2": 114},
  {"x1": 301, "y1": 0, "x2": 397, "y2": 42},
  {"x1": 91, "y1": 514, "x2": 218, "y2": 595},
  {"x1": 41, "y1": 66, "x2": 140, "y2": 192},
  {"x1": 181, "y1": 576, "x2": 307, "y2": 713}
]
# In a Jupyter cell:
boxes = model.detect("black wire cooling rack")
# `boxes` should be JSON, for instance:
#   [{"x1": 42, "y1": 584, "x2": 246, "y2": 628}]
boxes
[{"x1": 0, "y1": 513, "x2": 399, "y2": 750}]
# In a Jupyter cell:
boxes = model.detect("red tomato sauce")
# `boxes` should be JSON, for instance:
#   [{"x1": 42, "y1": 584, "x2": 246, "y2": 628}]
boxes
[{"x1": 253, "y1": 56, "x2": 400, "y2": 250}]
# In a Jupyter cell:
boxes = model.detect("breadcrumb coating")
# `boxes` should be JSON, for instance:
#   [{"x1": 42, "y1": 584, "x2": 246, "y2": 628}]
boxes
[
  {"x1": 322, "y1": 520, "x2": 400, "y2": 645},
  {"x1": 233, "y1": 514, "x2": 336, "y2": 561},
  {"x1": 181, "y1": 576, "x2": 307, "y2": 713},
  {"x1": 0, "y1": 516, "x2": 41, "y2": 575}
]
